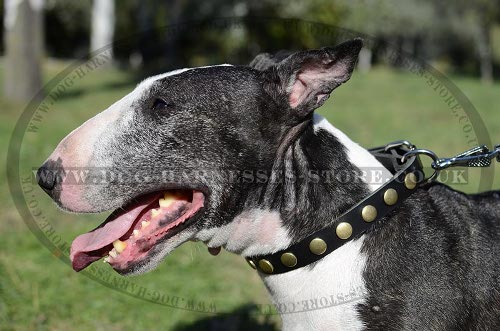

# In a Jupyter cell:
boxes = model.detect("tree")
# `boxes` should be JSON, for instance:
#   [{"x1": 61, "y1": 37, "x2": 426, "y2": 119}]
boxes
[
  {"x1": 445, "y1": 0, "x2": 498, "y2": 84},
  {"x1": 90, "y1": 0, "x2": 115, "y2": 59},
  {"x1": 336, "y1": 0, "x2": 498, "y2": 82},
  {"x1": 3, "y1": 0, "x2": 44, "y2": 103},
  {"x1": 335, "y1": 0, "x2": 436, "y2": 71}
]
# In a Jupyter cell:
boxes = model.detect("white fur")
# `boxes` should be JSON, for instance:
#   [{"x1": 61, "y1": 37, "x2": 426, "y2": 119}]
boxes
[
  {"x1": 137, "y1": 64, "x2": 233, "y2": 91},
  {"x1": 313, "y1": 114, "x2": 392, "y2": 192},
  {"x1": 263, "y1": 237, "x2": 367, "y2": 331},
  {"x1": 195, "y1": 209, "x2": 292, "y2": 256}
]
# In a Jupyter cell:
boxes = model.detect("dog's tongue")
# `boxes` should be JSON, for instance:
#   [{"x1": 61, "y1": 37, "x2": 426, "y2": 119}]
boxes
[{"x1": 70, "y1": 194, "x2": 159, "y2": 271}]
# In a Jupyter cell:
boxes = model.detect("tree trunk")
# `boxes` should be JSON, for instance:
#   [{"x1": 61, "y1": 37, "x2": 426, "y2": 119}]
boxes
[
  {"x1": 357, "y1": 47, "x2": 372, "y2": 73},
  {"x1": 90, "y1": 0, "x2": 115, "y2": 59},
  {"x1": 474, "y1": 22, "x2": 493, "y2": 84},
  {"x1": 4, "y1": 0, "x2": 44, "y2": 103},
  {"x1": 137, "y1": 0, "x2": 154, "y2": 66}
]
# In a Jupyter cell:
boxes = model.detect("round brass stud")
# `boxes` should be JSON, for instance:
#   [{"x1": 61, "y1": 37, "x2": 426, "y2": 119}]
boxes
[
  {"x1": 280, "y1": 252, "x2": 298, "y2": 267},
  {"x1": 246, "y1": 258, "x2": 257, "y2": 270},
  {"x1": 258, "y1": 259, "x2": 274, "y2": 274},
  {"x1": 404, "y1": 173, "x2": 417, "y2": 190},
  {"x1": 336, "y1": 222, "x2": 353, "y2": 240},
  {"x1": 383, "y1": 188, "x2": 398, "y2": 206},
  {"x1": 361, "y1": 205, "x2": 377, "y2": 223},
  {"x1": 309, "y1": 238, "x2": 327, "y2": 255}
]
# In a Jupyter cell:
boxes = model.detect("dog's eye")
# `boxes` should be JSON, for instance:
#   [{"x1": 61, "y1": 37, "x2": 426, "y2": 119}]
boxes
[{"x1": 151, "y1": 98, "x2": 169, "y2": 111}]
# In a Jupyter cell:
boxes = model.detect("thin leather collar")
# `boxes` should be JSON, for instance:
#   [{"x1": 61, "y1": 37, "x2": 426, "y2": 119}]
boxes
[{"x1": 245, "y1": 144, "x2": 423, "y2": 275}]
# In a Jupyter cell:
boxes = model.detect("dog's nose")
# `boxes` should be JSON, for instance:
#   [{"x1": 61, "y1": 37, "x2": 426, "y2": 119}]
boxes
[
  {"x1": 37, "y1": 164, "x2": 56, "y2": 191},
  {"x1": 36, "y1": 162, "x2": 58, "y2": 192}
]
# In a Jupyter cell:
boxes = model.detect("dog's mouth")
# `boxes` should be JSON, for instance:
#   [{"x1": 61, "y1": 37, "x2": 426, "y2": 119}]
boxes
[{"x1": 70, "y1": 190, "x2": 205, "y2": 272}]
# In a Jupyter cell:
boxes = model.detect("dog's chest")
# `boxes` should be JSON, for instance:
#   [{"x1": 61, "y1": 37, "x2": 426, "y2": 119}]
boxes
[{"x1": 263, "y1": 237, "x2": 367, "y2": 331}]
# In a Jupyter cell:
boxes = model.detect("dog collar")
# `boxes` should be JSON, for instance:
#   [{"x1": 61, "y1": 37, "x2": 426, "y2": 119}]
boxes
[{"x1": 245, "y1": 141, "x2": 424, "y2": 275}]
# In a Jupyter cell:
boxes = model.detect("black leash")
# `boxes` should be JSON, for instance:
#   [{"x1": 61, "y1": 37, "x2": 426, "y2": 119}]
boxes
[{"x1": 245, "y1": 141, "x2": 500, "y2": 275}]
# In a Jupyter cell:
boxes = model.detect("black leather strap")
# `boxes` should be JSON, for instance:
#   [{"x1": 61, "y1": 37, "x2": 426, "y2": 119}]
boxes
[{"x1": 246, "y1": 146, "x2": 423, "y2": 275}]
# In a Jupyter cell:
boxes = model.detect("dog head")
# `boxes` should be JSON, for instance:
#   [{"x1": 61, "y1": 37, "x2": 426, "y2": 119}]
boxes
[{"x1": 37, "y1": 39, "x2": 363, "y2": 274}]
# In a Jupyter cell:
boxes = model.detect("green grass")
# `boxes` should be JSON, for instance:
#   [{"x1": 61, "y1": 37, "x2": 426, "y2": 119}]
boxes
[{"x1": 1, "y1": 60, "x2": 499, "y2": 331}]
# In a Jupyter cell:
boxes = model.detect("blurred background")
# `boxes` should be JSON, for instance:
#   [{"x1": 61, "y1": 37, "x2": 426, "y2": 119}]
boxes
[{"x1": 1, "y1": 0, "x2": 500, "y2": 330}]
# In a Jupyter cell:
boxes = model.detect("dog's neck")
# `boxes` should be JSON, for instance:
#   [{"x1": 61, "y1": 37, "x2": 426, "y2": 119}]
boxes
[
  {"x1": 196, "y1": 114, "x2": 390, "y2": 330},
  {"x1": 262, "y1": 114, "x2": 390, "y2": 330},
  {"x1": 265, "y1": 114, "x2": 389, "y2": 244}
]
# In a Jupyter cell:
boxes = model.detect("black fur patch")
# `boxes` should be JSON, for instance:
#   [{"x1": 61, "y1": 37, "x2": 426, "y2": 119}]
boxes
[{"x1": 357, "y1": 184, "x2": 500, "y2": 330}]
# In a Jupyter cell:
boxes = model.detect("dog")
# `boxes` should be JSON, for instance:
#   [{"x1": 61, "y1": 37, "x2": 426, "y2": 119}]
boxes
[{"x1": 38, "y1": 39, "x2": 500, "y2": 330}]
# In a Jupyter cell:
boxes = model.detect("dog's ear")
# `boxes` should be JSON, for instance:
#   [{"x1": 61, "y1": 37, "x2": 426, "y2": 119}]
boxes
[
  {"x1": 263, "y1": 39, "x2": 362, "y2": 117},
  {"x1": 249, "y1": 50, "x2": 294, "y2": 71}
]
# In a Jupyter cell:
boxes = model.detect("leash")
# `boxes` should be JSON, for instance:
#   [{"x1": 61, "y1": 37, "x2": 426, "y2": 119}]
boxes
[{"x1": 245, "y1": 141, "x2": 500, "y2": 275}]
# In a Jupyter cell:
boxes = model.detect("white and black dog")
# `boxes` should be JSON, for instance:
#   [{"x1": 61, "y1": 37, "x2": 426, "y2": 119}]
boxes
[{"x1": 38, "y1": 39, "x2": 500, "y2": 330}]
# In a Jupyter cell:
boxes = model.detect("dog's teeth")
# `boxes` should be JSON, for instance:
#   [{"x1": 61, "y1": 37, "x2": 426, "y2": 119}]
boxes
[
  {"x1": 133, "y1": 229, "x2": 140, "y2": 237},
  {"x1": 159, "y1": 197, "x2": 175, "y2": 208},
  {"x1": 109, "y1": 249, "x2": 118, "y2": 258},
  {"x1": 151, "y1": 208, "x2": 161, "y2": 218},
  {"x1": 141, "y1": 220, "x2": 150, "y2": 229},
  {"x1": 112, "y1": 240, "x2": 127, "y2": 253},
  {"x1": 103, "y1": 256, "x2": 110, "y2": 263}
]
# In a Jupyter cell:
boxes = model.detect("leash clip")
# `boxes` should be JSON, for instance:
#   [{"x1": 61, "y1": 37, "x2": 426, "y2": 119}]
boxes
[
  {"x1": 495, "y1": 144, "x2": 500, "y2": 163},
  {"x1": 433, "y1": 145, "x2": 496, "y2": 170},
  {"x1": 401, "y1": 144, "x2": 500, "y2": 185}
]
